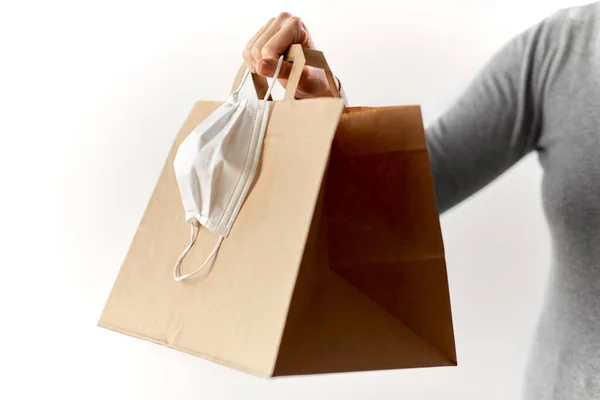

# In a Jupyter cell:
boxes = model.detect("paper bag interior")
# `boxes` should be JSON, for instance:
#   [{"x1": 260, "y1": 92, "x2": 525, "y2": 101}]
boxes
[{"x1": 273, "y1": 106, "x2": 456, "y2": 376}]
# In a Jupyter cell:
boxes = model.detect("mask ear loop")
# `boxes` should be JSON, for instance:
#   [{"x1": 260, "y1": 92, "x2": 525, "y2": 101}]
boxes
[
  {"x1": 173, "y1": 55, "x2": 283, "y2": 282},
  {"x1": 231, "y1": 69, "x2": 251, "y2": 100},
  {"x1": 173, "y1": 220, "x2": 224, "y2": 281},
  {"x1": 232, "y1": 55, "x2": 283, "y2": 101},
  {"x1": 262, "y1": 55, "x2": 284, "y2": 102}
]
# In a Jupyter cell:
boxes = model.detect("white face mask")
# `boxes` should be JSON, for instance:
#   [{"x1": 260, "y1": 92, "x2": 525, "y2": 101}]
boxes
[{"x1": 172, "y1": 56, "x2": 284, "y2": 281}]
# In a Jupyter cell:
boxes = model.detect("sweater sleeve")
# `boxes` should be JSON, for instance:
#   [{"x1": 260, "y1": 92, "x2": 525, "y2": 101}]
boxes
[{"x1": 425, "y1": 20, "x2": 549, "y2": 214}]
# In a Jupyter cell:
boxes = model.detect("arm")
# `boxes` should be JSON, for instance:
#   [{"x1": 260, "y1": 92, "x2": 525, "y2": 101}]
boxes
[
  {"x1": 426, "y1": 22, "x2": 548, "y2": 213},
  {"x1": 245, "y1": 12, "x2": 551, "y2": 214}
]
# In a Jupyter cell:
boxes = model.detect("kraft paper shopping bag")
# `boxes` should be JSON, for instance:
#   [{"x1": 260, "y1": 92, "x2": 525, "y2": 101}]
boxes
[{"x1": 99, "y1": 45, "x2": 456, "y2": 377}]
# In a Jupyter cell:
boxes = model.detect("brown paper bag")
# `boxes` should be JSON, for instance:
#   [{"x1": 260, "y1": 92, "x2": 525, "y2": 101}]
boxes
[{"x1": 99, "y1": 45, "x2": 456, "y2": 377}]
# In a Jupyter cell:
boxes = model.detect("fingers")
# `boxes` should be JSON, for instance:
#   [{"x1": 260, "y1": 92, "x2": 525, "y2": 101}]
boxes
[
  {"x1": 243, "y1": 19, "x2": 274, "y2": 73},
  {"x1": 243, "y1": 12, "x2": 313, "y2": 74},
  {"x1": 256, "y1": 58, "x2": 293, "y2": 79},
  {"x1": 243, "y1": 12, "x2": 331, "y2": 99},
  {"x1": 261, "y1": 16, "x2": 311, "y2": 60},
  {"x1": 250, "y1": 15, "x2": 284, "y2": 64}
]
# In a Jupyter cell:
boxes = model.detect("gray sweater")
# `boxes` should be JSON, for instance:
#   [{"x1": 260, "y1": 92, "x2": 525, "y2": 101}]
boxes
[{"x1": 425, "y1": 3, "x2": 600, "y2": 399}]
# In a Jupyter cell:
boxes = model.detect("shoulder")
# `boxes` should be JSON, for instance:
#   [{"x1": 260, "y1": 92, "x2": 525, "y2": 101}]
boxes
[
  {"x1": 533, "y1": 2, "x2": 600, "y2": 55},
  {"x1": 550, "y1": 1, "x2": 600, "y2": 22}
]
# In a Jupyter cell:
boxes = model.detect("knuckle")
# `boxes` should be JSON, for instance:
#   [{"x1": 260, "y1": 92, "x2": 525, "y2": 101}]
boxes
[
  {"x1": 242, "y1": 47, "x2": 251, "y2": 60},
  {"x1": 261, "y1": 44, "x2": 275, "y2": 58},
  {"x1": 277, "y1": 11, "x2": 292, "y2": 20},
  {"x1": 251, "y1": 46, "x2": 262, "y2": 59},
  {"x1": 287, "y1": 16, "x2": 304, "y2": 32},
  {"x1": 289, "y1": 16, "x2": 302, "y2": 26}
]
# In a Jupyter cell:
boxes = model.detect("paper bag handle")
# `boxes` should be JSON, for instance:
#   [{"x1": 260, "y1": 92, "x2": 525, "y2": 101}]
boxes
[
  {"x1": 283, "y1": 44, "x2": 341, "y2": 100},
  {"x1": 230, "y1": 44, "x2": 341, "y2": 100},
  {"x1": 230, "y1": 67, "x2": 274, "y2": 101}
]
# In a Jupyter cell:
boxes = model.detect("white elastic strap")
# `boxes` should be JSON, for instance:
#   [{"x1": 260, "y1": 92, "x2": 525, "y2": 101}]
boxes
[
  {"x1": 232, "y1": 69, "x2": 251, "y2": 96},
  {"x1": 232, "y1": 55, "x2": 283, "y2": 101},
  {"x1": 263, "y1": 55, "x2": 284, "y2": 101},
  {"x1": 173, "y1": 221, "x2": 224, "y2": 281}
]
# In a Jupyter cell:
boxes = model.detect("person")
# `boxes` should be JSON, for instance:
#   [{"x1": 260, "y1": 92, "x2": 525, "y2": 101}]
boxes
[{"x1": 243, "y1": 3, "x2": 600, "y2": 400}]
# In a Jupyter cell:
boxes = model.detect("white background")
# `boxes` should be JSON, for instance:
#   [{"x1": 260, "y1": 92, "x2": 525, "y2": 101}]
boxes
[{"x1": 0, "y1": 0, "x2": 590, "y2": 398}]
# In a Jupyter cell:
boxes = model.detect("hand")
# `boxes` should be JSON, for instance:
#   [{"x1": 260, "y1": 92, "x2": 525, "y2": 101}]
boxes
[{"x1": 243, "y1": 12, "x2": 338, "y2": 99}]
